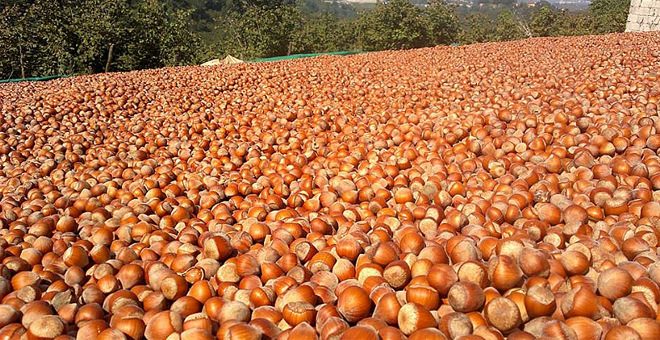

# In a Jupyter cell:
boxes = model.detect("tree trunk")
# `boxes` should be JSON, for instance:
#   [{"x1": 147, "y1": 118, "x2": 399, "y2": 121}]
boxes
[
  {"x1": 19, "y1": 45, "x2": 25, "y2": 79},
  {"x1": 518, "y1": 20, "x2": 533, "y2": 38},
  {"x1": 105, "y1": 44, "x2": 114, "y2": 73}
]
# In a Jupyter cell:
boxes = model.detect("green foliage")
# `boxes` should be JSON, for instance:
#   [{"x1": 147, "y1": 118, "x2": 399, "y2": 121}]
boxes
[
  {"x1": 426, "y1": 0, "x2": 460, "y2": 45},
  {"x1": 458, "y1": 13, "x2": 496, "y2": 44},
  {"x1": 290, "y1": 14, "x2": 357, "y2": 54},
  {"x1": 70, "y1": 0, "x2": 131, "y2": 73},
  {"x1": 589, "y1": 0, "x2": 630, "y2": 34},
  {"x1": 116, "y1": 0, "x2": 201, "y2": 70},
  {"x1": 221, "y1": 4, "x2": 302, "y2": 60},
  {"x1": 556, "y1": 10, "x2": 594, "y2": 36},
  {"x1": 0, "y1": 0, "x2": 200, "y2": 79},
  {"x1": 0, "y1": 1, "x2": 74, "y2": 78},
  {"x1": 495, "y1": 9, "x2": 526, "y2": 41},
  {"x1": 530, "y1": 6, "x2": 558, "y2": 37},
  {"x1": 357, "y1": 0, "x2": 429, "y2": 51}
]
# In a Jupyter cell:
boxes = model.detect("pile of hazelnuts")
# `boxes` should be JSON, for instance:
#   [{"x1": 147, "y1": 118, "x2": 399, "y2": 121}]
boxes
[{"x1": 1, "y1": 32, "x2": 660, "y2": 340}]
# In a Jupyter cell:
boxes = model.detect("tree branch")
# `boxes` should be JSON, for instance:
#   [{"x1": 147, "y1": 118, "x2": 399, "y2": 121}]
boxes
[
  {"x1": 105, "y1": 43, "x2": 114, "y2": 73},
  {"x1": 19, "y1": 43, "x2": 25, "y2": 79}
]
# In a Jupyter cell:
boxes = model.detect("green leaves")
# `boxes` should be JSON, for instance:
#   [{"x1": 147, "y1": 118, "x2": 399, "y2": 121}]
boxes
[
  {"x1": 427, "y1": 0, "x2": 460, "y2": 46},
  {"x1": 0, "y1": 0, "x2": 200, "y2": 79},
  {"x1": 589, "y1": 0, "x2": 630, "y2": 34},
  {"x1": 218, "y1": 4, "x2": 302, "y2": 60},
  {"x1": 495, "y1": 9, "x2": 526, "y2": 41},
  {"x1": 530, "y1": 6, "x2": 558, "y2": 37},
  {"x1": 290, "y1": 14, "x2": 356, "y2": 54},
  {"x1": 458, "y1": 13, "x2": 495, "y2": 44},
  {"x1": 357, "y1": 0, "x2": 430, "y2": 51},
  {"x1": 0, "y1": 1, "x2": 72, "y2": 78}
]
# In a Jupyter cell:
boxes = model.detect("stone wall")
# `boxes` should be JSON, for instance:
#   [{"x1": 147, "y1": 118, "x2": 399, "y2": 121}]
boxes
[{"x1": 626, "y1": 0, "x2": 660, "y2": 32}]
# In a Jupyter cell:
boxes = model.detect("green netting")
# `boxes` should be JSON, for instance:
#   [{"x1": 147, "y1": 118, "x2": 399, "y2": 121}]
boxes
[
  {"x1": 250, "y1": 51, "x2": 365, "y2": 63},
  {"x1": 0, "y1": 75, "x2": 69, "y2": 84}
]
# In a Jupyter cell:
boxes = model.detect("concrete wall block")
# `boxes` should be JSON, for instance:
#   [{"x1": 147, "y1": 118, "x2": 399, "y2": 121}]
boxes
[
  {"x1": 627, "y1": 0, "x2": 660, "y2": 32},
  {"x1": 639, "y1": 0, "x2": 653, "y2": 8},
  {"x1": 652, "y1": 7, "x2": 660, "y2": 16},
  {"x1": 627, "y1": 22, "x2": 640, "y2": 32}
]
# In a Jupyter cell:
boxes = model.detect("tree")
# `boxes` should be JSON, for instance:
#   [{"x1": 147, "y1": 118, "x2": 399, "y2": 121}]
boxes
[
  {"x1": 115, "y1": 0, "x2": 201, "y2": 70},
  {"x1": 69, "y1": 0, "x2": 131, "y2": 74},
  {"x1": 426, "y1": 0, "x2": 459, "y2": 45},
  {"x1": 357, "y1": 0, "x2": 429, "y2": 51},
  {"x1": 556, "y1": 10, "x2": 594, "y2": 36},
  {"x1": 221, "y1": 4, "x2": 302, "y2": 59},
  {"x1": 495, "y1": 9, "x2": 526, "y2": 41},
  {"x1": 530, "y1": 6, "x2": 558, "y2": 37},
  {"x1": 0, "y1": 0, "x2": 201, "y2": 79},
  {"x1": 290, "y1": 14, "x2": 357, "y2": 54},
  {"x1": 590, "y1": 0, "x2": 630, "y2": 34},
  {"x1": 0, "y1": 1, "x2": 75, "y2": 79},
  {"x1": 458, "y1": 13, "x2": 496, "y2": 44}
]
